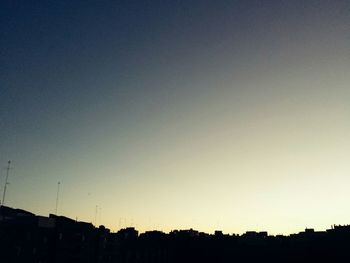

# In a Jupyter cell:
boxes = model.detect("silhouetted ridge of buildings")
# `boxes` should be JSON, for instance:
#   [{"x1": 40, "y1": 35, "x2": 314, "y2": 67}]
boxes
[{"x1": 1, "y1": 206, "x2": 350, "y2": 262}]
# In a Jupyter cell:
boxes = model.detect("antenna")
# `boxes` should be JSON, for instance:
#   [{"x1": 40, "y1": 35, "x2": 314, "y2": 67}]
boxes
[
  {"x1": 55, "y1": 181, "x2": 60, "y2": 215},
  {"x1": 98, "y1": 206, "x2": 102, "y2": 226},
  {"x1": 94, "y1": 205, "x2": 98, "y2": 226},
  {"x1": 1, "y1": 161, "x2": 13, "y2": 206}
]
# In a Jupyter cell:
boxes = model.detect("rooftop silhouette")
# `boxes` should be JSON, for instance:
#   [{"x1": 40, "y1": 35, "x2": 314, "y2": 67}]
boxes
[{"x1": 1, "y1": 206, "x2": 350, "y2": 262}]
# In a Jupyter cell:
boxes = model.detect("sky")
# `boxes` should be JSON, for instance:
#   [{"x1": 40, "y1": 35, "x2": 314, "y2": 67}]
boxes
[{"x1": 1, "y1": 0, "x2": 350, "y2": 235}]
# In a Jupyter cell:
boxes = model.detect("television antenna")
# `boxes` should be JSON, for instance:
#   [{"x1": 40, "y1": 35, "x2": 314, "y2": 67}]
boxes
[
  {"x1": 55, "y1": 181, "x2": 61, "y2": 214},
  {"x1": 1, "y1": 161, "x2": 13, "y2": 206}
]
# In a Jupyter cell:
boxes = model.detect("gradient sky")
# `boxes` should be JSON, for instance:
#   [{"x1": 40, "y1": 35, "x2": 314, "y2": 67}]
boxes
[{"x1": 1, "y1": 0, "x2": 350, "y2": 234}]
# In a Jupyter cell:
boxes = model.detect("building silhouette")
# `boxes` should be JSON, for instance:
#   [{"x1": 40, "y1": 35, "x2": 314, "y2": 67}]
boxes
[{"x1": 1, "y1": 206, "x2": 350, "y2": 262}]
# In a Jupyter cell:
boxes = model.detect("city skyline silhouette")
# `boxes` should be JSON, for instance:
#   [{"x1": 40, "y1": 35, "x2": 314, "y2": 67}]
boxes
[
  {"x1": 1, "y1": 0, "x2": 350, "y2": 236},
  {"x1": 1, "y1": 205, "x2": 350, "y2": 262}
]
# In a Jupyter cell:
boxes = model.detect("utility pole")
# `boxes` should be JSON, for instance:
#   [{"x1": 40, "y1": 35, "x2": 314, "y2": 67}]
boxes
[
  {"x1": 1, "y1": 161, "x2": 12, "y2": 206},
  {"x1": 55, "y1": 181, "x2": 60, "y2": 215}
]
